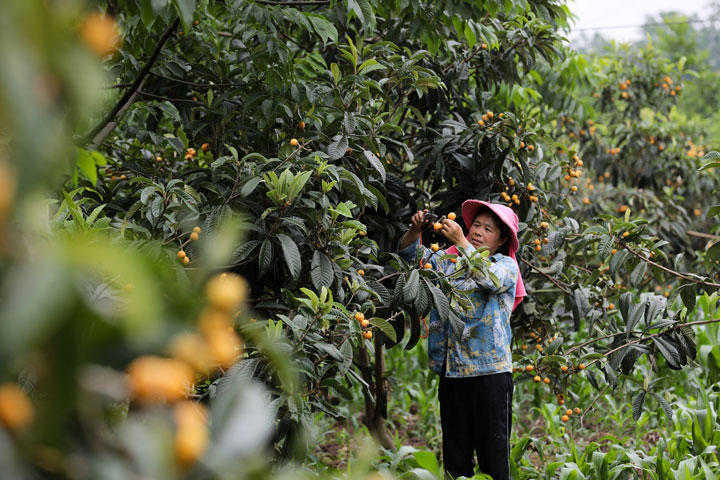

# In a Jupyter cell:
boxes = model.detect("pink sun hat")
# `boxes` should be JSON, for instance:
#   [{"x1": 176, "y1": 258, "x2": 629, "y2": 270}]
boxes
[{"x1": 458, "y1": 200, "x2": 526, "y2": 311}]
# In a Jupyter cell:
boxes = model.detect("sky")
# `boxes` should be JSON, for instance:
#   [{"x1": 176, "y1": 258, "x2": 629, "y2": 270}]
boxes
[{"x1": 567, "y1": 0, "x2": 712, "y2": 44}]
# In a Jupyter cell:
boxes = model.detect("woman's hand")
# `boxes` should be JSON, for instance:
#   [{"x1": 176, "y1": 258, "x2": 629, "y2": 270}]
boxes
[
  {"x1": 441, "y1": 219, "x2": 469, "y2": 249},
  {"x1": 410, "y1": 209, "x2": 428, "y2": 232},
  {"x1": 399, "y1": 209, "x2": 428, "y2": 251}
]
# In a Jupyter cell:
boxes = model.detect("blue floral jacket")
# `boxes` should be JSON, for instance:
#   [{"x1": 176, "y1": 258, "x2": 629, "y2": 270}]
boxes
[{"x1": 399, "y1": 238, "x2": 518, "y2": 378}]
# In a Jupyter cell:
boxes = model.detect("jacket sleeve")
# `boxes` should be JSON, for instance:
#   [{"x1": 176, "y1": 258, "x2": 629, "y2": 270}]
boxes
[
  {"x1": 451, "y1": 245, "x2": 518, "y2": 294},
  {"x1": 398, "y1": 237, "x2": 450, "y2": 271}
]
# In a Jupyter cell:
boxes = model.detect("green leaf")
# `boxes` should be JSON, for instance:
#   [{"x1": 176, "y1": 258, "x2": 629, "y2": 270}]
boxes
[
  {"x1": 403, "y1": 270, "x2": 420, "y2": 303},
  {"x1": 609, "y1": 249, "x2": 629, "y2": 276},
  {"x1": 645, "y1": 295, "x2": 667, "y2": 329},
  {"x1": 370, "y1": 317, "x2": 397, "y2": 343},
  {"x1": 632, "y1": 391, "x2": 646, "y2": 422},
  {"x1": 699, "y1": 151, "x2": 720, "y2": 170},
  {"x1": 448, "y1": 311, "x2": 464, "y2": 339},
  {"x1": 339, "y1": 340, "x2": 353, "y2": 376},
  {"x1": 678, "y1": 284, "x2": 697, "y2": 313},
  {"x1": 276, "y1": 234, "x2": 301, "y2": 280},
  {"x1": 705, "y1": 241, "x2": 720, "y2": 270},
  {"x1": 619, "y1": 292, "x2": 633, "y2": 325},
  {"x1": 428, "y1": 283, "x2": 449, "y2": 322},
  {"x1": 173, "y1": 0, "x2": 196, "y2": 31},
  {"x1": 358, "y1": 59, "x2": 385, "y2": 75},
  {"x1": 311, "y1": 250, "x2": 333, "y2": 289},
  {"x1": 363, "y1": 150, "x2": 386, "y2": 182},
  {"x1": 598, "y1": 234, "x2": 613, "y2": 258},
  {"x1": 258, "y1": 239, "x2": 273, "y2": 277},
  {"x1": 630, "y1": 261, "x2": 647, "y2": 287},
  {"x1": 308, "y1": 14, "x2": 338, "y2": 44},
  {"x1": 76, "y1": 149, "x2": 97, "y2": 186},
  {"x1": 328, "y1": 135, "x2": 349, "y2": 160},
  {"x1": 654, "y1": 337, "x2": 681, "y2": 369},
  {"x1": 650, "y1": 392, "x2": 674, "y2": 424}
]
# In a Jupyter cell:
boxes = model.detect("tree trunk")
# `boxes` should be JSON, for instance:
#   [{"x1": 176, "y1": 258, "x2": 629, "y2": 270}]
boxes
[{"x1": 357, "y1": 339, "x2": 393, "y2": 449}]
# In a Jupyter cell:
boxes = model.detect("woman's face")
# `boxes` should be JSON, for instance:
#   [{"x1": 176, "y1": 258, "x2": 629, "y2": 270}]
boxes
[{"x1": 468, "y1": 211, "x2": 507, "y2": 254}]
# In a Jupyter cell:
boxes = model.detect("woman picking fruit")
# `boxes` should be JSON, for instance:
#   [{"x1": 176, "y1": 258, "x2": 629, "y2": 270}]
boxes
[{"x1": 397, "y1": 200, "x2": 525, "y2": 480}]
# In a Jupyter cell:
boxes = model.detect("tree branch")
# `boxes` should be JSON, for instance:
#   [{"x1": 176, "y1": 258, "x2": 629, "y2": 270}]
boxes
[
  {"x1": 149, "y1": 71, "x2": 245, "y2": 88},
  {"x1": 255, "y1": 0, "x2": 331, "y2": 5},
  {"x1": 520, "y1": 257, "x2": 572, "y2": 295},
  {"x1": 83, "y1": 17, "x2": 180, "y2": 147},
  {"x1": 623, "y1": 243, "x2": 720, "y2": 288}
]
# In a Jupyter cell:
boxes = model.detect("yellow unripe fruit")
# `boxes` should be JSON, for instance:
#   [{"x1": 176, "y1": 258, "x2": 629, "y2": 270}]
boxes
[
  {"x1": 0, "y1": 384, "x2": 34, "y2": 432},
  {"x1": 80, "y1": 13, "x2": 121, "y2": 56},
  {"x1": 171, "y1": 333, "x2": 212, "y2": 373},
  {"x1": 127, "y1": 356, "x2": 194, "y2": 405},
  {"x1": 290, "y1": 138, "x2": 299, "y2": 147},
  {"x1": 174, "y1": 401, "x2": 209, "y2": 468},
  {"x1": 205, "y1": 273, "x2": 248, "y2": 312},
  {"x1": 205, "y1": 322, "x2": 243, "y2": 368}
]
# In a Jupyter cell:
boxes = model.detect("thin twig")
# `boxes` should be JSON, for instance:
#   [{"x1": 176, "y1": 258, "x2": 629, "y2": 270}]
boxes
[
  {"x1": 138, "y1": 91, "x2": 202, "y2": 103},
  {"x1": 687, "y1": 230, "x2": 720, "y2": 240},
  {"x1": 584, "y1": 317, "x2": 720, "y2": 369},
  {"x1": 623, "y1": 243, "x2": 720, "y2": 288},
  {"x1": 255, "y1": 0, "x2": 331, "y2": 5},
  {"x1": 149, "y1": 72, "x2": 245, "y2": 88},
  {"x1": 520, "y1": 258, "x2": 572, "y2": 295},
  {"x1": 84, "y1": 17, "x2": 180, "y2": 146},
  {"x1": 580, "y1": 385, "x2": 610, "y2": 428}
]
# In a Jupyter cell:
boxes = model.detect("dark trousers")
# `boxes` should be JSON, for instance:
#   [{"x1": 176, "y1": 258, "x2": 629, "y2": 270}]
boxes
[{"x1": 439, "y1": 372, "x2": 513, "y2": 480}]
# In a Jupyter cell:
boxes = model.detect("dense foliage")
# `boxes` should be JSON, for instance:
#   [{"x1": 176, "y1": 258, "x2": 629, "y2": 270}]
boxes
[{"x1": 1, "y1": 0, "x2": 719, "y2": 478}]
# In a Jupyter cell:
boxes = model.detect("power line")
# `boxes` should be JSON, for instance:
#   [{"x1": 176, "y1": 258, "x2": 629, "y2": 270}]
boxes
[{"x1": 573, "y1": 17, "x2": 720, "y2": 32}]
